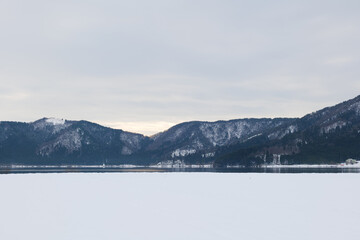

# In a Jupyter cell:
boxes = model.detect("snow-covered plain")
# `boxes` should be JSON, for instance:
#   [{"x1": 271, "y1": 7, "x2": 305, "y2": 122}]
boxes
[{"x1": 0, "y1": 173, "x2": 359, "y2": 240}]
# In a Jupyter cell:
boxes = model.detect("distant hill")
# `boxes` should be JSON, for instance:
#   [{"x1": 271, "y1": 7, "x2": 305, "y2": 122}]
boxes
[
  {"x1": 1, "y1": 95, "x2": 360, "y2": 166},
  {"x1": 0, "y1": 118, "x2": 148, "y2": 165},
  {"x1": 214, "y1": 95, "x2": 360, "y2": 166}
]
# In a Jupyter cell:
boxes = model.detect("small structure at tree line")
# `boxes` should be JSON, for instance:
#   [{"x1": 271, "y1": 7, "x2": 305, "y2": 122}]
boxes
[
  {"x1": 345, "y1": 159, "x2": 358, "y2": 165},
  {"x1": 272, "y1": 154, "x2": 281, "y2": 165}
]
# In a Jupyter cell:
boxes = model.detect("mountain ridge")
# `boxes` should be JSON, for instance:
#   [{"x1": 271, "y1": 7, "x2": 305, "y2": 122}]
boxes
[{"x1": 1, "y1": 95, "x2": 360, "y2": 166}]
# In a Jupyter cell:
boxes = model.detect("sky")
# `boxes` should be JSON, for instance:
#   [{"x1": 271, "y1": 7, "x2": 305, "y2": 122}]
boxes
[{"x1": 1, "y1": 0, "x2": 360, "y2": 135}]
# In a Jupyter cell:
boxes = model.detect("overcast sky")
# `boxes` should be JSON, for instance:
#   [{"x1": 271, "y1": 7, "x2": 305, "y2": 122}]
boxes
[{"x1": 1, "y1": 0, "x2": 360, "y2": 135}]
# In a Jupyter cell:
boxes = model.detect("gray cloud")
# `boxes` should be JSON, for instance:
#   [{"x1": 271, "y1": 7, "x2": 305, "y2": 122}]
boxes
[{"x1": 1, "y1": 0, "x2": 360, "y2": 134}]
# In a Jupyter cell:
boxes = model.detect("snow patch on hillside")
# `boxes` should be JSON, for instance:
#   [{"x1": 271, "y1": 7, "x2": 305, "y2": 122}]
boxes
[
  {"x1": 33, "y1": 118, "x2": 70, "y2": 134},
  {"x1": 38, "y1": 129, "x2": 82, "y2": 156},
  {"x1": 199, "y1": 120, "x2": 289, "y2": 146},
  {"x1": 268, "y1": 125, "x2": 298, "y2": 140},
  {"x1": 287, "y1": 125, "x2": 297, "y2": 134},
  {"x1": 45, "y1": 118, "x2": 65, "y2": 125},
  {"x1": 120, "y1": 133, "x2": 143, "y2": 150},
  {"x1": 322, "y1": 121, "x2": 347, "y2": 133},
  {"x1": 202, "y1": 152, "x2": 215, "y2": 158},
  {"x1": 192, "y1": 138, "x2": 204, "y2": 149},
  {"x1": 199, "y1": 122, "x2": 248, "y2": 146},
  {"x1": 246, "y1": 133, "x2": 262, "y2": 141},
  {"x1": 171, "y1": 149, "x2": 196, "y2": 158},
  {"x1": 350, "y1": 101, "x2": 360, "y2": 115},
  {"x1": 121, "y1": 146, "x2": 132, "y2": 155}
]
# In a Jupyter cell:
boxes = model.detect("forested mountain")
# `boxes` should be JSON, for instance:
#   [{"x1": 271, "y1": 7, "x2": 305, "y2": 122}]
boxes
[
  {"x1": 1, "y1": 95, "x2": 360, "y2": 166},
  {"x1": 215, "y1": 95, "x2": 360, "y2": 166},
  {"x1": 0, "y1": 118, "x2": 148, "y2": 165}
]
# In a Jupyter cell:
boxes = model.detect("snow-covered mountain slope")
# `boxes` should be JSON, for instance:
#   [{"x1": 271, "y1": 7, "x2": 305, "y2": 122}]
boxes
[
  {"x1": 36, "y1": 120, "x2": 147, "y2": 158},
  {"x1": 146, "y1": 118, "x2": 294, "y2": 160},
  {"x1": 32, "y1": 118, "x2": 70, "y2": 134},
  {"x1": 215, "y1": 95, "x2": 360, "y2": 166},
  {"x1": 299, "y1": 95, "x2": 360, "y2": 133},
  {"x1": 0, "y1": 118, "x2": 148, "y2": 165},
  {"x1": 1, "y1": 95, "x2": 360, "y2": 166}
]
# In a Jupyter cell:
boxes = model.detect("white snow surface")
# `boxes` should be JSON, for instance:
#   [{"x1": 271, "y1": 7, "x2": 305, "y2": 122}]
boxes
[
  {"x1": 32, "y1": 118, "x2": 70, "y2": 134},
  {"x1": 45, "y1": 118, "x2": 65, "y2": 125},
  {"x1": 0, "y1": 173, "x2": 359, "y2": 240}
]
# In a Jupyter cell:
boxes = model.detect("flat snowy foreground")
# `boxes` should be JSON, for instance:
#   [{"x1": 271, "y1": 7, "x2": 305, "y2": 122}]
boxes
[{"x1": 0, "y1": 173, "x2": 359, "y2": 240}]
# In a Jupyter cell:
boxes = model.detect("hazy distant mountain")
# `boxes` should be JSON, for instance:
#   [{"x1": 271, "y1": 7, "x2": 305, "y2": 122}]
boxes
[{"x1": 1, "y1": 95, "x2": 360, "y2": 166}]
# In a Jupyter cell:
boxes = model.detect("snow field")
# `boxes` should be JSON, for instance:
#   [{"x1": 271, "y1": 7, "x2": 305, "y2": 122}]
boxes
[{"x1": 0, "y1": 173, "x2": 359, "y2": 240}]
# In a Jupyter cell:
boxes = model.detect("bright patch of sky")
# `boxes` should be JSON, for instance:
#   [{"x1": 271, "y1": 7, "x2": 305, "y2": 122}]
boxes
[{"x1": 1, "y1": 0, "x2": 360, "y2": 135}]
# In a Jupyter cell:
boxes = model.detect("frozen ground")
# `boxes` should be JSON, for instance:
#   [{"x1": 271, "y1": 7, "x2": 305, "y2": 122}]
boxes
[{"x1": 0, "y1": 173, "x2": 359, "y2": 240}]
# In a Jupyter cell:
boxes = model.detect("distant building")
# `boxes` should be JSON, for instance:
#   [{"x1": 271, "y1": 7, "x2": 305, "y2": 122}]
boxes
[{"x1": 272, "y1": 154, "x2": 281, "y2": 165}]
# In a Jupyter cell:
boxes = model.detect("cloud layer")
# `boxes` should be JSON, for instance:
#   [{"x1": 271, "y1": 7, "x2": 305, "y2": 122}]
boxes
[{"x1": 1, "y1": 0, "x2": 360, "y2": 135}]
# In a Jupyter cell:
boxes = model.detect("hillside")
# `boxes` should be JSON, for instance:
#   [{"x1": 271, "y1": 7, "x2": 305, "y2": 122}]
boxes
[{"x1": 1, "y1": 95, "x2": 360, "y2": 166}]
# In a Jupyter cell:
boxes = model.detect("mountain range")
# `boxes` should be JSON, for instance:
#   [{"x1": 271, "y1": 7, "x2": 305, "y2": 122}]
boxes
[{"x1": 1, "y1": 95, "x2": 360, "y2": 166}]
